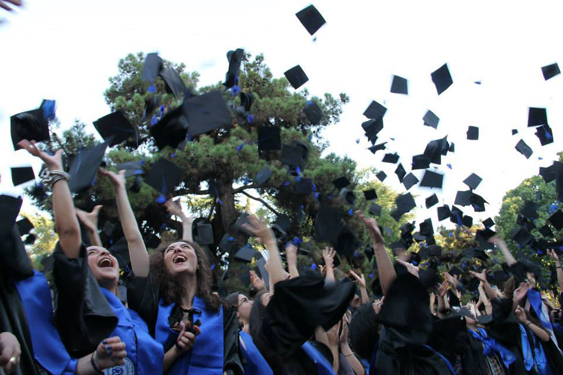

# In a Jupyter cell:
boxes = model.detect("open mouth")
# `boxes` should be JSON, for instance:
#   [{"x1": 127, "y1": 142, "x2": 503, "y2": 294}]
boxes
[
  {"x1": 173, "y1": 255, "x2": 187, "y2": 264},
  {"x1": 98, "y1": 257, "x2": 114, "y2": 268}
]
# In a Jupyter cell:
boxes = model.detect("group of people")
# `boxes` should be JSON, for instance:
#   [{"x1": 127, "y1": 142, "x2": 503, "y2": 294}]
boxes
[{"x1": 0, "y1": 140, "x2": 563, "y2": 375}]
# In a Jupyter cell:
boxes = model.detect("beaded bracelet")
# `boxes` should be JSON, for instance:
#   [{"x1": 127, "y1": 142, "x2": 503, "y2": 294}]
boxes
[
  {"x1": 40, "y1": 169, "x2": 70, "y2": 189},
  {"x1": 90, "y1": 353, "x2": 104, "y2": 375}
]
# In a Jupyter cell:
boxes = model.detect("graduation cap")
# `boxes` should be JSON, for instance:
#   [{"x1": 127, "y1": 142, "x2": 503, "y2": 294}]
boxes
[
  {"x1": 234, "y1": 245, "x2": 256, "y2": 263},
  {"x1": 150, "y1": 104, "x2": 189, "y2": 150},
  {"x1": 420, "y1": 170, "x2": 443, "y2": 189},
  {"x1": 303, "y1": 100, "x2": 323, "y2": 125},
  {"x1": 363, "y1": 100, "x2": 387, "y2": 121},
  {"x1": 437, "y1": 205, "x2": 451, "y2": 221},
  {"x1": 362, "y1": 118, "x2": 384, "y2": 142},
  {"x1": 185, "y1": 91, "x2": 232, "y2": 137},
  {"x1": 542, "y1": 63, "x2": 560, "y2": 81},
  {"x1": 68, "y1": 142, "x2": 108, "y2": 193},
  {"x1": 218, "y1": 233, "x2": 237, "y2": 253},
  {"x1": 402, "y1": 173, "x2": 419, "y2": 190},
  {"x1": 462, "y1": 215, "x2": 473, "y2": 227},
  {"x1": 420, "y1": 219, "x2": 434, "y2": 237},
  {"x1": 515, "y1": 139, "x2": 533, "y2": 159},
  {"x1": 257, "y1": 127, "x2": 281, "y2": 151},
  {"x1": 116, "y1": 161, "x2": 145, "y2": 178},
  {"x1": 395, "y1": 164, "x2": 406, "y2": 183},
  {"x1": 431, "y1": 63, "x2": 453, "y2": 95},
  {"x1": 368, "y1": 142, "x2": 387, "y2": 154},
  {"x1": 142, "y1": 53, "x2": 163, "y2": 83},
  {"x1": 425, "y1": 194, "x2": 438, "y2": 208},
  {"x1": 423, "y1": 110, "x2": 439, "y2": 129},
  {"x1": 196, "y1": 223, "x2": 214, "y2": 245},
  {"x1": 16, "y1": 217, "x2": 34, "y2": 236},
  {"x1": 376, "y1": 171, "x2": 387, "y2": 182},
  {"x1": 239, "y1": 92, "x2": 255, "y2": 112},
  {"x1": 11, "y1": 101, "x2": 52, "y2": 149},
  {"x1": 255, "y1": 166, "x2": 272, "y2": 186},
  {"x1": 11, "y1": 166, "x2": 35, "y2": 186},
  {"x1": 143, "y1": 158, "x2": 183, "y2": 198},
  {"x1": 423, "y1": 136, "x2": 450, "y2": 165},
  {"x1": 535, "y1": 124, "x2": 554, "y2": 146},
  {"x1": 528, "y1": 107, "x2": 548, "y2": 127},
  {"x1": 159, "y1": 67, "x2": 186, "y2": 100},
  {"x1": 333, "y1": 176, "x2": 351, "y2": 189},
  {"x1": 411, "y1": 155, "x2": 431, "y2": 170},
  {"x1": 295, "y1": 4, "x2": 326, "y2": 35},
  {"x1": 234, "y1": 213, "x2": 255, "y2": 237},
  {"x1": 106, "y1": 237, "x2": 130, "y2": 268},
  {"x1": 469, "y1": 192, "x2": 488, "y2": 212},
  {"x1": 538, "y1": 225, "x2": 554, "y2": 238},
  {"x1": 391, "y1": 193, "x2": 416, "y2": 221},
  {"x1": 390, "y1": 75, "x2": 408, "y2": 95},
  {"x1": 284, "y1": 65, "x2": 309, "y2": 89},
  {"x1": 548, "y1": 210, "x2": 563, "y2": 230},
  {"x1": 466, "y1": 126, "x2": 479, "y2": 140},
  {"x1": 295, "y1": 178, "x2": 314, "y2": 195},
  {"x1": 493, "y1": 270, "x2": 511, "y2": 283},
  {"x1": 225, "y1": 48, "x2": 244, "y2": 88},
  {"x1": 382, "y1": 153, "x2": 399, "y2": 164},
  {"x1": 281, "y1": 144, "x2": 304, "y2": 168},
  {"x1": 314, "y1": 203, "x2": 344, "y2": 246},
  {"x1": 93, "y1": 111, "x2": 138, "y2": 147},
  {"x1": 450, "y1": 206, "x2": 464, "y2": 226},
  {"x1": 142, "y1": 95, "x2": 161, "y2": 122},
  {"x1": 511, "y1": 226, "x2": 533, "y2": 246},
  {"x1": 512, "y1": 129, "x2": 518, "y2": 135},
  {"x1": 369, "y1": 203, "x2": 382, "y2": 216},
  {"x1": 364, "y1": 189, "x2": 377, "y2": 201},
  {"x1": 463, "y1": 173, "x2": 482, "y2": 190},
  {"x1": 520, "y1": 201, "x2": 538, "y2": 220},
  {"x1": 449, "y1": 266, "x2": 463, "y2": 278},
  {"x1": 130, "y1": 175, "x2": 143, "y2": 193},
  {"x1": 338, "y1": 188, "x2": 356, "y2": 205},
  {"x1": 463, "y1": 247, "x2": 488, "y2": 262},
  {"x1": 483, "y1": 218, "x2": 495, "y2": 229}
]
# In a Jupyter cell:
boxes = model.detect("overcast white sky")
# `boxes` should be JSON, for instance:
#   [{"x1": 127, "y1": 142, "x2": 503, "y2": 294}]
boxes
[{"x1": 1, "y1": 0, "x2": 562, "y2": 229}]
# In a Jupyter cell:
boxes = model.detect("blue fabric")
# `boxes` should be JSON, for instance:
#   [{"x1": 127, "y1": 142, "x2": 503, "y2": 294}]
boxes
[
  {"x1": 368, "y1": 340, "x2": 378, "y2": 375},
  {"x1": 519, "y1": 323, "x2": 552, "y2": 374},
  {"x1": 239, "y1": 331, "x2": 273, "y2": 375},
  {"x1": 469, "y1": 328, "x2": 516, "y2": 369},
  {"x1": 156, "y1": 296, "x2": 224, "y2": 375},
  {"x1": 101, "y1": 288, "x2": 163, "y2": 375},
  {"x1": 527, "y1": 289, "x2": 554, "y2": 334},
  {"x1": 519, "y1": 324, "x2": 534, "y2": 371},
  {"x1": 423, "y1": 345, "x2": 457, "y2": 374},
  {"x1": 14, "y1": 270, "x2": 78, "y2": 375},
  {"x1": 301, "y1": 341, "x2": 335, "y2": 375}
]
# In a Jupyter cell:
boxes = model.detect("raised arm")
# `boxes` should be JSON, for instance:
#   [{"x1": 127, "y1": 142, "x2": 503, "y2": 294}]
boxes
[
  {"x1": 322, "y1": 247, "x2": 336, "y2": 283},
  {"x1": 470, "y1": 269, "x2": 498, "y2": 301},
  {"x1": 76, "y1": 206, "x2": 103, "y2": 247},
  {"x1": 286, "y1": 243, "x2": 300, "y2": 279},
  {"x1": 18, "y1": 140, "x2": 81, "y2": 258},
  {"x1": 489, "y1": 236, "x2": 517, "y2": 266},
  {"x1": 356, "y1": 211, "x2": 396, "y2": 296},
  {"x1": 349, "y1": 270, "x2": 369, "y2": 304},
  {"x1": 165, "y1": 199, "x2": 193, "y2": 243},
  {"x1": 547, "y1": 250, "x2": 563, "y2": 291},
  {"x1": 99, "y1": 169, "x2": 149, "y2": 277}
]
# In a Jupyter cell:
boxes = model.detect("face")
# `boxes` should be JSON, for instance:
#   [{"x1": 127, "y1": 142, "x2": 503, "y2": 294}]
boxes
[
  {"x1": 526, "y1": 272, "x2": 536, "y2": 286},
  {"x1": 237, "y1": 294, "x2": 253, "y2": 322},
  {"x1": 87, "y1": 246, "x2": 120, "y2": 286},
  {"x1": 163, "y1": 241, "x2": 198, "y2": 276}
]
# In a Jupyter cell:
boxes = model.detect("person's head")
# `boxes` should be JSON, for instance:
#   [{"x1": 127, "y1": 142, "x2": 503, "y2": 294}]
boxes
[
  {"x1": 249, "y1": 290, "x2": 273, "y2": 340},
  {"x1": 86, "y1": 245, "x2": 120, "y2": 290},
  {"x1": 226, "y1": 292, "x2": 254, "y2": 325},
  {"x1": 349, "y1": 302, "x2": 381, "y2": 360},
  {"x1": 151, "y1": 240, "x2": 220, "y2": 311}
]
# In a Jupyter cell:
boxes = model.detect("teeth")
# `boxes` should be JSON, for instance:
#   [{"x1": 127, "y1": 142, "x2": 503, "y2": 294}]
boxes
[{"x1": 98, "y1": 258, "x2": 113, "y2": 268}]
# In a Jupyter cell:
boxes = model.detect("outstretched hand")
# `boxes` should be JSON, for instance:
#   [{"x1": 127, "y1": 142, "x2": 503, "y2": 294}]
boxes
[
  {"x1": 0, "y1": 0, "x2": 22, "y2": 12},
  {"x1": 547, "y1": 249, "x2": 560, "y2": 263},
  {"x1": 355, "y1": 210, "x2": 385, "y2": 245},
  {"x1": 241, "y1": 215, "x2": 276, "y2": 245},
  {"x1": 249, "y1": 270, "x2": 265, "y2": 291},
  {"x1": 349, "y1": 269, "x2": 366, "y2": 289},
  {"x1": 165, "y1": 199, "x2": 187, "y2": 218},
  {"x1": 322, "y1": 247, "x2": 335, "y2": 268},
  {"x1": 396, "y1": 259, "x2": 419, "y2": 278},
  {"x1": 470, "y1": 269, "x2": 487, "y2": 283},
  {"x1": 76, "y1": 205, "x2": 103, "y2": 233},
  {"x1": 17, "y1": 140, "x2": 63, "y2": 171},
  {"x1": 99, "y1": 168, "x2": 126, "y2": 189}
]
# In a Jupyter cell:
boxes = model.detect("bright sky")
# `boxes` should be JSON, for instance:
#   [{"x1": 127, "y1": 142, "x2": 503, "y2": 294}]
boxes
[{"x1": 1, "y1": 0, "x2": 562, "y2": 229}]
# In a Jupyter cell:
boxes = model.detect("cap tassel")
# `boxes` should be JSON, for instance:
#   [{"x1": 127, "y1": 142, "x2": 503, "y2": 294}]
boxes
[{"x1": 148, "y1": 83, "x2": 156, "y2": 93}]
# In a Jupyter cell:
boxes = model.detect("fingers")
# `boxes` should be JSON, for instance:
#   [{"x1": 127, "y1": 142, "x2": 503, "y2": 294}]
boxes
[
  {"x1": 92, "y1": 205, "x2": 103, "y2": 215},
  {"x1": 240, "y1": 223, "x2": 257, "y2": 236}
]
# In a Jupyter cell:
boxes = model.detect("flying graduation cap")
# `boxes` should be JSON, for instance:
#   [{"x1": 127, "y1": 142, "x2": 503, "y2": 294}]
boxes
[
  {"x1": 225, "y1": 48, "x2": 244, "y2": 88},
  {"x1": 295, "y1": 4, "x2": 326, "y2": 36},
  {"x1": 11, "y1": 166, "x2": 35, "y2": 186},
  {"x1": 143, "y1": 158, "x2": 184, "y2": 199},
  {"x1": 142, "y1": 53, "x2": 163, "y2": 84},
  {"x1": 303, "y1": 100, "x2": 323, "y2": 125},
  {"x1": 463, "y1": 173, "x2": 482, "y2": 190},
  {"x1": 93, "y1": 111, "x2": 138, "y2": 148},
  {"x1": 363, "y1": 100, "x2": 387, "y2": 121},
  {"x1": 431, "y1": 63, "x2": 453, "y2": 95},
  {"x1": 515, "y1": 139, "x2": 533, "y2": 159},
  {"x1": 390, "y1": 75, "x2": 408, "y2": 95},
  {"x1": 284, "y1": 65, "x2": 309, "y2": 89},
  {"x1": 159, "y1": 67, "x2": 186, "y2": 100},
  {"x1": 541, "y1": 63, "x2": 560, "y2": 81},
  {"x1": 11, "y1": 100, "x2": 54, "y2": 150},
  {"x1": 68, "y1": 141, "x2": 109, "y2": 193},
  {"x1": 423, "y1": 110, "x2": 440, "y2": 129}
]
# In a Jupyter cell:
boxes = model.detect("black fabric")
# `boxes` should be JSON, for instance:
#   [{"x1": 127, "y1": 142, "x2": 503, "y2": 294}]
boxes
[{"x1": 52, "y1": 244, "x2": 118, "y2": 357}]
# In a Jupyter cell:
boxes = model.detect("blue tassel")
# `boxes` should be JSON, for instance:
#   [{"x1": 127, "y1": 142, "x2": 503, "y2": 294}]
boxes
[
  {"x1": 412, "y1": 261, "x2": 419, "y2": 266},
  {"x1": 42, "y1": 100, "x2": 56, "y2": 120},
  {"x1": 314, "y1": 193, "x2": 319, "y2": 198},
  {"x1": 228, "y1": 236, "x2": 234, "y2": 242},
  {"x1": 348, "y1": 209, "x2": 353, "y2": 216},
  {"x1": 546, "y1": 131, "x2": 552, "y2": 140},
  {"x1": 284, "y1": 181, "x2": 290, "y2": 186},
  {"x1": 170, "y1": 153, "x2": 176, "y2": 158},
  {"x1": 148, "y1": 84, "x2": 155, "y2": 93},
  {"x1": 247, "y1": 114, "x2": 254, "y2": 123},
  {"x1": 293, "y1": 237, "x2": 303, "y2": 245},
  {"x1": 236, "y1": 143, "x2": 244, "y2": 152},
  {"x1": 312, "y1": 184, "x2": 316, "y2": 192},
  {"x1": 218, "y1": 198, "x2": 223, "y2": 205},
  {"x1": 296, "y1": 176, "x2": 301, "y2": 182},
  {"x1": 231, "y1": 86, "x2": 241, "y2": 96},
  {"x1": 356, "y1": 139, "x2": 360, "y2": 144},
  {"x1": 307, "y1": 100, "x2": 313, "y2": 106},
  {"x1": 311, "y1": 263, "x2": 317, "y2": 270},
  {"x1": 296, "y1": 166, "x2": 301, "y2": 175},
  {"x1": 353, "y1": 250, "x2": 359, "y2": 258},
  {"x1": 210, "y1": 264, "x2": 215, "y2": 270},
  {"x1": 160, "y1": 105, "x2": 165, "y2": 113},
  {"x1": 368, "y1": 273, "x2": 373, "y2": 279},
  {"x1": 156, "y1": 194, "x2": 166, "y2": 204},
  {"x1": 150, "y1": 116, "x2": 158, "y2": 126},
  {"x1": 384, "y1": 227, "x2": 392, "y2": 236},
  {"x1": 447, "y1": 164, "x2": 453, "y2": 169},
  {"x1": 328, "y1": 195, "x2": 332, "y2": 200}
]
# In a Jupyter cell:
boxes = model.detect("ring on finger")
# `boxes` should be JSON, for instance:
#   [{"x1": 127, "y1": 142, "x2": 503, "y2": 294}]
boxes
[{"x1": 9, "y1": 356, "x2": 17, "y2": 365}]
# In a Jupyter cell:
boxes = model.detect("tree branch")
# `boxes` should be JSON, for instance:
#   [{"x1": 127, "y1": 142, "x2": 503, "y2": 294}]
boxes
[
  {"x1": 233, "y1": 184, "x2": 257, "y2": 194},
  {"x1": 207, "y1": 198, "x2": 217, "y2": 221},
  {"x1": 239, "y1": 191, "x2": 280, "y2": 216}
]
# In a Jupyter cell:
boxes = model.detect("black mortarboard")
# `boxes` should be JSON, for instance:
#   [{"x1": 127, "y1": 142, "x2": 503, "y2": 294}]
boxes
[
  {"x1": 476, "y1": 229, "x2": 496, "y2": 249},
  {"x1": 257, "y1": 127, "x2": 281, "y2": 151},
  {"x1": 142, "y1": 53, "x2": 163, "y2": 83},
  {"x1": 512, "y1": 226, "x2": 533, "y2": 246},
  {"x1": 234, "y1": 245, "x2": 256, "y2": 263},
  {"x1": 281, "y1": 144, "x2": 304, "y2": 168},
  {"x1": 255, "y1": 166, "x2": 272, "y2": 186},
  {"x1": 462, "y1": 215, "x2": 473, "y2": 227},
  {"x1": 391, "y1": 193, "x2": 416, "y2": 221},
  {"x1": 376, "y1": 171, "x2": 387, "y2": 182},
  {"x1": 463, "y1": 173, "x2": 482, "y2": 190},
  {"x1": 483, "y1": 218, "x2": 495, "y2": 228},
  {"x1": 390, "y1": 75, "x2": 408, "y2": 95},
  {"x1": 382, "y1": 153, "x2": 399, "y2": 164},
  {"x1": 130, "y1": 176, "x2": 143, "y2": 193},
  {"x1": 150, "y1": 104, "x2": 189, "y2": 150},
  {"x1": 420, "y1": 170, "x2": 443, "y2": 189},
  {"x1": 520, "y1": 201, "x2": 538, "y2": 220},
  {"x1": 225, "y1": 48, "x2": 244, "y2": 88},
  {"x1": 11, "y1": 167, "x2": 35, "y2": 186},
  {"x1": 11, "y1": 102, "x2": 52, "y2": 149},
  {"x1": 542, "y1": 63, "x2": 560, "y2": 81},
  {"x1": 117, "y1": 161, "x2": 145, "y2": 178},
  {"x1": 333, "y1": 176, "x2": 351, "y2": 189},
  {"x1": 143, "y1": 158, "x2": 183, "y2": 197},
  {"x1": 515, "y1": 139, "x2": 533, "y2": 159},
  {"x1": 402, "y1": 173, "x2": 419, "y2": 190},
  {"x1": 93, "y1": 111, "x2": 138, "y2": 147},
  {"x1": 535, "y1": 124, "x2": 554, "y2": 146},
  {"x1": 368, "y1": 142, "x2": 387, "y2": 154},
  {"x1": 425, "y1": 194, "x2": 438, "y2": 208},
  {"x1": 463, "y1": 247, "x2": 488, "y2": 262},
  {"x1": 284, "y1": 65, "x2": 309, "y2": 89},
  {"x1": 470, "y1": 192, "x2": 488, "y2": 212},
  {"x1": 369, "y1": 203, "x2": 382, "y2": 216},
  {"x1": 362, "y1": 118, "x2": 384, "y2": 142},
  {"x1": 420, "y1": 219, "x2": 434, "y2": 237},
  {"x1": 548, "y1": 210, "x2": 563, "y2": 230},
  {"x1": 68, "y1": 142, "x2": 108, "y2": 193},
  {"x1": 428, "y1": 244, "x2": 441, "y2": 257},
  {"x1": 295, "y1": 178, "x2": 314, "y2": 195},
  {"x1": 338, "y1": 188, "x2": 356, "y2": 205},
  {"x1": 431, "y1": 63, "x2": 453, "y2": 95},
  {"x1": 185, "y1": 91, "x2": 232, "y2": 137},
  {"x1": 363, "y1": 100, "x2": 387, "y2": 121},
  {"x1": 159, "y1": 67, "x2": 186, "y2": 100},
  {"x1": 493, "y1": 270, "x2": 511, "y2": 283},
  {"x1": 364, "y1": 189, "x2": 377, "y2": 201},
  {"x1": 295, "y1": 5, "x2": 326, "y2": 35},
  {"x1": 450, "y1": 206, "x2": 464, "y2": 226},
  {"x1": 512, "y1": 129, "x2": 518, "y2": 135},
  {"x1": 196, "y1": 223, "x2": 214, "y2": 245},
  {"x1": 423, "y1": 110, "x2": 440, "y2": 129},
  {"x1": 538, "y1": 225, "x2": 554, "y2": 238},
  {"x1": 395, "y1": 164, "x2": 406, "y2": 183},
  {"x1": 239, "y1": 92, "x2": 254, "y2": 112},
  {"x1": 424, "y1": 136, "x2": 450, "y2": 164},
  {"x1": 218, "y1": 234, "x2": 237, "y2": 253},
  {"x1": 437, "y1": 205, "x2": 451, "y2": 221},
  {"x1": 17, "y1": 217, "x2": 34, "y2": 235},
  {"x1": 235, "y1": 213, "x2": 254, "y2": 237},
  {"x1": 411, "y1": 154, "x2": 431, "y2": 170},
  {"x1": 292, "y1": 140, "x2": 310, "y2": 161},
  {"x1": 528, "y1": 107, "x2": 548, "y2": 127},
  {"x1": 142, "y1": 95, "x2": 161, "y2": 122},
  {"x1": 466, "y1": 126, "x2": 479, "y2": 140},
  {"x1": 314, "y1": 203, "x2": 344, "y2": 246},
  {"x1": 303, "y1": 100, "x2": 323, "y2": 125}
]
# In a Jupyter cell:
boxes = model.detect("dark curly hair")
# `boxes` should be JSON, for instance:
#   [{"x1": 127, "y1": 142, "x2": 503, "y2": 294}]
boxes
[{"x1": 150, "y1": 240, "x2": 220, "y2": 312}]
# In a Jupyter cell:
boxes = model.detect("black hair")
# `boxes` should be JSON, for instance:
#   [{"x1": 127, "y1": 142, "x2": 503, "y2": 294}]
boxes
[{"x1": 349, "y1": 302, "x2": 380, "y2": 360}]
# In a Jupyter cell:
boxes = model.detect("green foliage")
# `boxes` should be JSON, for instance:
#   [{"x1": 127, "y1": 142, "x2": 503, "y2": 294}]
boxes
[{"x1": 21, "y1": 212, "x2": 58, "y2": 270}]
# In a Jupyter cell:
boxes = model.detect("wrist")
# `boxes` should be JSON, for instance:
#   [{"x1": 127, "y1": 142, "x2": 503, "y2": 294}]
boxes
[{"x1": 90, "y1": 352, "x2": 104, "y2": 374}]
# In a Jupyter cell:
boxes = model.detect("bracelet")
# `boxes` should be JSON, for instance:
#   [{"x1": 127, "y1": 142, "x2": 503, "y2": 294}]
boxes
[
  {"x1": 525, "y1": 321, "x2": 532, "y2": 327},
  {"x1": 90, "y1": 353, "x2": 104, "y2": 375},
  {"x1": 41, "y1": 169, "x2": 70, "y2": 189}
]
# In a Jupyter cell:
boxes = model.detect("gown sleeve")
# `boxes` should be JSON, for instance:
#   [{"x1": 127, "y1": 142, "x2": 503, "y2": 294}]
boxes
[{"x1": 53, "y1": 243, "x2": 118, "y2": 357}]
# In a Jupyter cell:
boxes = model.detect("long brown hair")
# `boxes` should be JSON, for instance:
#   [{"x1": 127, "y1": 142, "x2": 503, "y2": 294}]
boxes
[{"x1": 150, "y1": 240, "x2": 220, "y2": 312}]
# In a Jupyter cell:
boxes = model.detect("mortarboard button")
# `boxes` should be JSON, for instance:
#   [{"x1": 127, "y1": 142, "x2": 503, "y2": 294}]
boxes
[
  {"x1": 11, "y1": 102, "x2": 52, "y2": 150},
  {"x1": 363, "y1": 100, "x2": 387, "y2": 121},
  {"x1": 376, "y1": 171, "x2": 387, "y2": 182},
  {"x1": 423, "y1": 110, "x2": 440, "y2": 129},
  {"x1": 364, "y1": 189, "x2": 377, "y2": 201},
  {"x1": 255, "y1": 166, "x2": 272, "y2": 186},
  {"x1": 68, "y1": 142, "x2": 109, "y2": 193},
  {"x1": 528, "y1": 107, "x2": 548, "y2": 127},
  {"x1": 185, "y1": 91, "x2": 232, "y2": 138},
  {"x1": 411, "y1": 154, "x2": 431, "y2": 170},
  {"x1": 425, "y1": 194, "x2": 438, "y2": 208},
  {"x1": 466, "y1": 126, "x2": 479, "y2": 140},
  {"x1": 437, "y1": 205, "x2": 451, "y2": 221},
  {"x1": 234, "y1": 245, "x2": 256, "y2": 263},
  {"x1": 368, "y1": 142, "x2": 387, "y2": 154},
  {"x1": 390, "y1": 75, "x2": 408, "y2": 95},
  {"x1": 11, "y1": 166, "x2": 35, "y2": 186},
  {"x1": 142, "y1": 53, "x2": 163, "y2": 84},
  {"x1": 196, "y1": 223, "x2": 214, "y2": 245},
  {"x1": 369, "y1": 203, "x2": 382, "y2": 216},
  {"x1": 402, "y1": 173, "x2": 419, "y2": 190},
  {"x1": 159, "y1": 67, "x2": 186, "y2": 100},
  {"x1": 419, "y1": 170, "x2": 443, "y2": 189},
  {"x1": 541, "y1": 63, "x2": 560, "y2": 81},
  {"x1": 382, "y1": 153, "x2": 399, "y2": 164},
  {"x1": 225, "y1": 49, "x2": 244, "y2": 88},
  {"x1": 463, "y1": 173, "x2": 482, "y2": 190},
  {"x1": 515, "y1": 139, "x2": 533, "y2": 159},
  {"x1": 333, "y1": 176, "x2": 351, "y2": 189},
  {"x1": 303, "y1": 100, "x2": 323, "y2": 125},
  {"x1": 257, "y1": 127, "x2": 282, "y2": 151},
  {"x1": 535, "y1": 124, "x2": 554, "y2": 146},
  {"x1": 548, "y1": 210, "x2": 563, "y2": 230},
  {"x1": 295, "y1": 5, "x2": 326, "y2": 36},
  {"x1": 143, "y1": 158, "x2": 184, "y2": 197},
  {"x1": 431, "y1": 63, "x2": 453, "y2": 95},
  {"x1": 284, "y1": 65, "x2": 309, "y2": 89},
  {"x1": 94, "y1": 111, "x2": 138, "y2": 148},
  {"x1": 395, "y1": 164, "x2": 406, "y2": 183}
]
